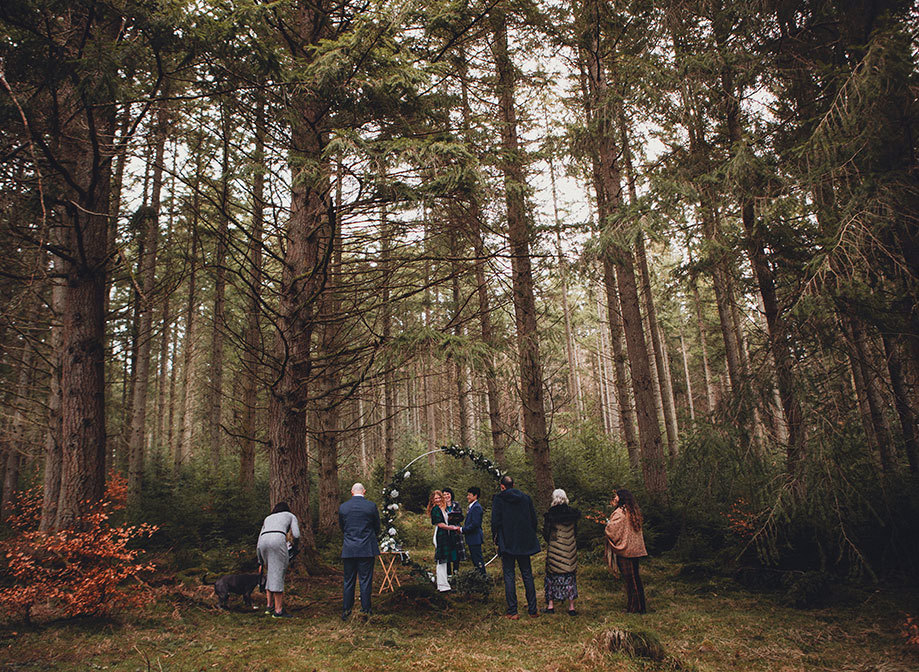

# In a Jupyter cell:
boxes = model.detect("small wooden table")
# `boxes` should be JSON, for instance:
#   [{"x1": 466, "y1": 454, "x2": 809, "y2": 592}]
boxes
[{"x1": 377, "y1": 551, "x2": 405, "y2": 593}]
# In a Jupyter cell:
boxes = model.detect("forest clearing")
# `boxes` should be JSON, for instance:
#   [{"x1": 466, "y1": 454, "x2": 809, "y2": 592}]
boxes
[
  {"x1": 2, "y1": 513, "x2": 917, "y2": 672},
  {"x1": 2, "y1": 0, "x2": 919, "y2": 669}
]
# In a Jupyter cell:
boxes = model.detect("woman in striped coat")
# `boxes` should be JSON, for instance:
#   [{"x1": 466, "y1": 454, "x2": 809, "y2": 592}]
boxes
[{"x1": 543, "y1": 489, "x2": 581, "y2": 615}]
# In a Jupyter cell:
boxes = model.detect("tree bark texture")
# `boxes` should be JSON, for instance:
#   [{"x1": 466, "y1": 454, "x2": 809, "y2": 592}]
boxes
[
  {"x1": 268, "y1": 0, "x2": 334, "y2": 573},
  {"x1": 240, "y1": 95, "x2": 266, "y2": 490},
  {"x1": 581, "y1": 0, "x2": 667, "y2": 496},
  {"x1": 128, "y1": 100, "x2": 167, "y2": 506},
  {"x1": 490, "y1": 6, "x2": 554, "y2": 508}
]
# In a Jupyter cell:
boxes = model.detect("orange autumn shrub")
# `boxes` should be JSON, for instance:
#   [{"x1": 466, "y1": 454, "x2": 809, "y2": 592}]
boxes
[
  {"x1": 0, "y1": 474, "x2": 157, "y2": 623},
  {"x1": 904, "y1": 614, "x2": 919, "y2": 654},
  {"x1": 724, "y1": 498, "x2": 756, "y2": 539}
]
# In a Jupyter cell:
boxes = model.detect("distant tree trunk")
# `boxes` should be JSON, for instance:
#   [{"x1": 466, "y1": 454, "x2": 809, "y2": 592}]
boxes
[
  {"x1": 581, "y1": 0, "x2": 667, "y2": 497},
  {"x1": 881, "y1": 333, "x2": 919, "y2": 472},
  {"x1": 128, "y1": 100, "x2": 167, "y2": 507},
  {"x1": 40, "y1": 235, "x2": 66, "y2": 531},
  {"x1": 621, "y1": 115, "x2": 679, "y2": 456},
  {"x1": 380, "y1": 210, "x2": 396, "y2": 482},
  {"x1": 421, "y1": 253, "x2": 438, "y2": 465},
  {"x1": 717, "y1": 43, "x2": 807, "y2": 470},
  {"x1": 679, "y1": 326, "x2": 695, "y2": 421},
  {"x1": 177, "y1": 162, "x2": 202, "y2": 473},
  {"x1": 209, "y1": 101, "x2": 231, "y2": 475},
  {"x1": 450, "y1": 230, "x2": 471, "y2": 449},
  {"x1": 240, "y1": 96, "x2": 266, "y2": 490},
  {"x1": 458, "y1": 57, "x2": 505, "y2": 464},
  {"x1": 599, "y1": 272, "x2": 638, "y2": 467},
  {"x1": 490, "y1": 6, "x2": 554, "y2": 507},
  {"x1": 690, "y1": 277, "x2": 715, "y2": 414},
  {"x1": 121, "y1": 165, "x2": 148, "y2": 473},
  {"x1": 849, "y1": 319, "x2": 894, "y2": 474},
  {"x1": 547, "y1": 136, "x2": 582, "y2": 418},
  {"x1": 1, "y1": 319, "x2": 37, "y2": 521},
  {"x1": 157, "y1": 144, "x2": 178, "y2": 458},
  {"x1": 316, "y1": 215, "x2": 343, "y2": 536}
]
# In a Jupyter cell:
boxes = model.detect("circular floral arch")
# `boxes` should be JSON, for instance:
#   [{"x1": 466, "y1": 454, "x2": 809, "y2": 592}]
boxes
[{"x1": 378, "y1": 444, "x2": 503, "y2": 561}]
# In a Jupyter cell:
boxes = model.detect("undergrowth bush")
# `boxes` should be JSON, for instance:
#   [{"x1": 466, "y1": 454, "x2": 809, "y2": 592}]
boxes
[
  {"x1": 0, "y1": 474, "x2": 157, "y2": 623},
  {"x1": 669, "y1": 421, "x2": 919, "y2": 580}
]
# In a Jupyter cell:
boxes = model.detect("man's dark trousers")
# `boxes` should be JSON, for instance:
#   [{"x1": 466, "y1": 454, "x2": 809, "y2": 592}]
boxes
[
  {"x1": 468, "y1": 544, "x2": 486, "y2": 575},
  {"x1": 501, "y1": 553, "x2": 536, "y2": 615},
  {"x1": 342, "y1": 556, "x2": 374, "y2": 615}
]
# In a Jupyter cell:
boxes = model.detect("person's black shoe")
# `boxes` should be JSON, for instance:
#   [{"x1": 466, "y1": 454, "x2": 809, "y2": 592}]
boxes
[
  {"x1": 568, "y1": 609, "x2": 577, "y2": 616},
  {"x1": 272, "y1": 610, "x2": 292, "y2": 619},
  {"x1": 341, "y1": 610, "x2": 351, "y2": 621},
  {"x1": 543, "y1": 607, "x2": 555, "y2": 614}
]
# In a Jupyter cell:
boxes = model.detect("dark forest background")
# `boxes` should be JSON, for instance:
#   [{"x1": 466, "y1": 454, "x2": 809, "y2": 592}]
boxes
[{"x1": 1, "y1": 0, "x2": 918, "y2": 584}]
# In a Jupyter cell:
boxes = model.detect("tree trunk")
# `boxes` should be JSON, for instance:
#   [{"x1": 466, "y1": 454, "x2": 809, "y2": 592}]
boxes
[
  {"x1": 490, "y1": 6, "x2": 554, "y2": 507},
  {"x1": 620, "y1": 114, "x2": 679, "y2": 456},
  {"x1": 380, "y1": 210, "x2": 396, "y2": 482},
  {"x1": 177, "y1": 162, "x2": 201, "y2": 474},
  {"x1": 849, "y1": 319, "x2": 895, "y2": 474},
  {"x1": 679, "y1": 327, "x2": 695, "y2": 421},
  {"x1": 547, "y1": 131, "x2": 582, "y2": 418},
  {"x1": 450, "y1": 230, "x2": 471, "y2": 449},
  {"x1": 240, "y1": 95, "x2": 266, "y2": 490},
  {"x1": 55, "y1": 11, "x2": 120, "y2": 528},
  {"x1": 881, "y1": 332, "x2": 919, "y2": 472},
  {"x1": 599, "y1": 270, "x2": 639, "y2": 468},
  {"x1": 2, "y1": 319, "x2": 37, "y2": 521},
  {"x1": 460, "y1": 73, "x2": 505, "y2": 463},
  {"x1": 316, "y1": 214, "x2": 343, "y2": 536},
  {"x1": 40, "y1": 232, "x2": 66, "y2": 530},
  {"x1": 156, "y1": 144, "x2": 178, "y2": 459},
  {"x1": 128, "y1": 100, "x2": 167, "y2": 507},
  {"x1": 209, "y1": 100, "x2": 231, "y2": 475},
  {"x1": 268, "y1": 0, "x2": 334, "y2": 573},
  {"x1": 581, "y1": 0, "x2": 667, "y2": 497}
]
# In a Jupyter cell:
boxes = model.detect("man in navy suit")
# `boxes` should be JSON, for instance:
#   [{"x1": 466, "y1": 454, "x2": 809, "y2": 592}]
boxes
[
  {"x1": 338, "y1": 482, "x2": 381, "y2": 620},
  {"x1": 491, "y1": 474, "x2": 541, "y2": 619},
  {"x1": 461, "y1": 486, "x2": 486, "y2": 576}
]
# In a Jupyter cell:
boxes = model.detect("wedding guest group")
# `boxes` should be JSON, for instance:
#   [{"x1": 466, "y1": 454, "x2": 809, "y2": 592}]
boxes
[{"x1": 256, "y1": 477, "x2": 651, "y2": 622}]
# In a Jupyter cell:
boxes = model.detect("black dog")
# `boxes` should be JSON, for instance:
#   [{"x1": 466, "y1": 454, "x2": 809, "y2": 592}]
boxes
[{"x1": 213, "y1": 573, "x2": 264, "y2": 610}]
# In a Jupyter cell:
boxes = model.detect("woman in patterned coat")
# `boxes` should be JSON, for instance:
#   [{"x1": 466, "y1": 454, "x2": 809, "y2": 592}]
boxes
[{"x1": 543, "y1": 488, "x2": 581, "y2": 615}]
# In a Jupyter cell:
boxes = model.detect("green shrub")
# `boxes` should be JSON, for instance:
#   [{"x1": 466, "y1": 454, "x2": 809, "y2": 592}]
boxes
[{"x1": 782, "y1": 570, "x2": 834, "y2": 609}]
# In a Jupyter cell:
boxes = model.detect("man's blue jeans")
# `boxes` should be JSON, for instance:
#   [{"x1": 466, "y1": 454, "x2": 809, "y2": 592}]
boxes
[{"x1": 501, "y1": 553, "x2": 536, "y2": 615}]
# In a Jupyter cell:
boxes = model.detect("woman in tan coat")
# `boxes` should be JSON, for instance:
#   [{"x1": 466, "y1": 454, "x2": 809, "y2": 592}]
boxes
[
  {"x1": 543, "y1": 488, "x2": 581, "y2": 615},
  {"x1": 604, "y1": 489, "x2": 648, "y2": 613}
]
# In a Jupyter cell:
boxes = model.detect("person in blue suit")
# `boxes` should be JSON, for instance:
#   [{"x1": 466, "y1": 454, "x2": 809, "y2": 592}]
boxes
[
  {"x1": 338, "y1": 482, "x2": 381, "y2": 620},
  {"x1": 462, "y1": 486, "x2": 486, "y2": 576}
]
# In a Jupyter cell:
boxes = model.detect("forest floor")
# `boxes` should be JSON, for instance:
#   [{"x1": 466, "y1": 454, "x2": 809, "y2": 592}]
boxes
[{"x1": 1, "y1": 527, "x2": 917, "y2": 671}]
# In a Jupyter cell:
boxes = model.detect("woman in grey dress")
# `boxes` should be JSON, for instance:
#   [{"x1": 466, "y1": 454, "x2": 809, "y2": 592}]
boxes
[{"x1": 257, "y1": 501, "x2": 300, "y2": 618}]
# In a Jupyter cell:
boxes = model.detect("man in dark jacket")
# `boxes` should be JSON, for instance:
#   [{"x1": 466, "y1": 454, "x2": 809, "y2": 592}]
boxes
[
  {"x1": 339, "y1": 483, "x2": 381, "y2": 620},
  {"x1": 491, "y1": 475, "x2": 541, "y2": 618}
]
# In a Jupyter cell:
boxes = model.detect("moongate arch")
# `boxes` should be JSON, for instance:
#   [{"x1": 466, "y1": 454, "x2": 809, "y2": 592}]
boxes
[{"x1": 378, "y1": 444, "x2": 503, "y2": 573}]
